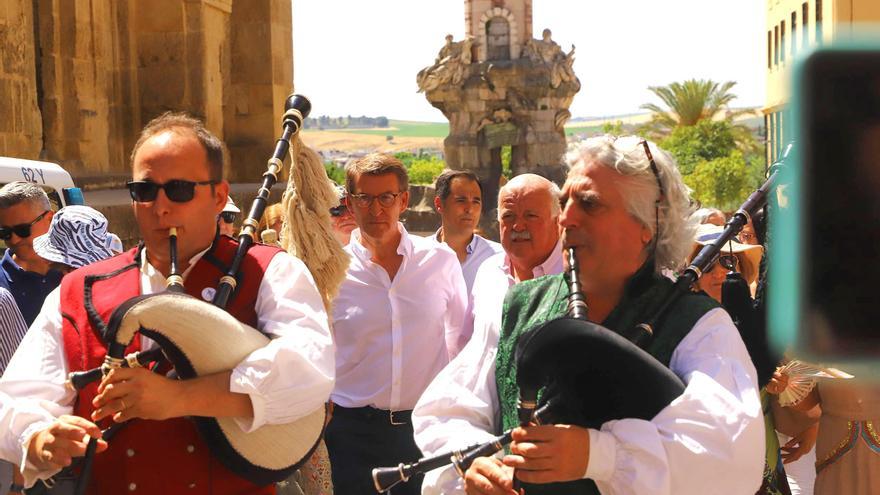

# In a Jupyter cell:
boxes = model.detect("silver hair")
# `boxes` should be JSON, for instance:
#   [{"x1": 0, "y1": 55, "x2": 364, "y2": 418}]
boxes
[
  {"x1": 0, "y1": 181, "x2": 51, "y2": 210},
  {"x1": 565, "y1": 135, "x2": 696, "y2": 274},
  {"x1": 497, "y1": 173, "x2": 562, "y2": 220}
]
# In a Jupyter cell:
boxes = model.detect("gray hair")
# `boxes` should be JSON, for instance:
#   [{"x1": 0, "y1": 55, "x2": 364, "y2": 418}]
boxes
[
  {"x1": 497, "y1": 173, "x2": 562, "y2": 219},
  {"x1": 0, "y1": 181, "x2": 52, "y2": 210},
  {"x1": 565, "y1": 135, "x2": 696, "y2": 274}
]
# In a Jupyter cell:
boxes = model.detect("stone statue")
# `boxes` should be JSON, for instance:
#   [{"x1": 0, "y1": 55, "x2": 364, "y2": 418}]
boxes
[
  {"x1": 522, "y1": 29, "x2": 577, "y2": 89},
  {"x1": 417, "y1": 35, "x2": 474, "y2": 92}
]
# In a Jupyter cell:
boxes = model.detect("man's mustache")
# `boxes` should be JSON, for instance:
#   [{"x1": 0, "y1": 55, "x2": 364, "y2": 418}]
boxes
[{"x1": 510, "y1": 231, "x2": 532, "y2": 241}]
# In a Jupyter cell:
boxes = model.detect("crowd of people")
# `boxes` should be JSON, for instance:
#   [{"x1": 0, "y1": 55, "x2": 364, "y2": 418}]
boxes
[{"x1": 0, "y1": 113, "x2": 872, "y2": 495}]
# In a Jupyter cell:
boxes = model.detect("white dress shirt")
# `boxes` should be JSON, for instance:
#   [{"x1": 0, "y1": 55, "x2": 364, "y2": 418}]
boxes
[
  {"x1": 414, "y1": 306, "x2": 765, "y2": 495},
  {"x1": 331, "y1": 223, "x2": 468, "y2": 411},
  {"x1": 428, "y1": 229, "x2": 502, "y2": 294},
  {"x1": 0, "y1": 248, "x2": 335, "y2": 485}
]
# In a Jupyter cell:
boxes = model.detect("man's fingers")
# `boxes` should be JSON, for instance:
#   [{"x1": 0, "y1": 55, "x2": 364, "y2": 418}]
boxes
[
  {"x1": 502, "y1": 454, "x2": 556, "y2": 472},
  {"x1": 92, "y1": 398, "x2": 128, "y2": 423},
  {"x1": 56, "y1": 415, "x2": 103, "y2": 439},
  {"x1": 509, "y1": 440, "x2": 552, "y2": 460},
  {"x1": 465, "y1": 458, "x2": 516, "y2": 495}
]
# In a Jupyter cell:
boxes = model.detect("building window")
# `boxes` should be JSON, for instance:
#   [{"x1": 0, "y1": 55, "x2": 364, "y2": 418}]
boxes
[
  {"x1": 816, "y1": 0, "x2": 823, "y2": 44},
  {"x1": 791, "y1": 12, "x2": 797, "y2": 55},
  {"x1": 781, "y1": 21, "x2": 786, "y2": 63},
  {"x1": 774, "y1": 25, "x2": 779, "y2": 65},
  {"x1": 803, "y1": 3, "x2": 809, "y2": 47},
  {"x1": 768, "y1": 30, "x2": 772, "y2": 69}
]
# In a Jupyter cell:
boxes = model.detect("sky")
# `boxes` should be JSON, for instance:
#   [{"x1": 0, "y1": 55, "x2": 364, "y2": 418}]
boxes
[{"x1": 292, "y1": 0, "x2": 766, "y2": 122}]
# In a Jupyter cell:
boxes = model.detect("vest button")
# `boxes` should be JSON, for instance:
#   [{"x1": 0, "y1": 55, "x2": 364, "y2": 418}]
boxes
[
  {"x1": 128, "y1": 482, "x2": 137, "y2": 491},
  {"x1": 126, "y1": 449, "x2": 135, "y2": 457},
  {"x1": 186, "y1": 444, "x2": 195, "y2": 453},
  {"x1": 189, "y1": 483, "x2": 197, "y2": 489}
]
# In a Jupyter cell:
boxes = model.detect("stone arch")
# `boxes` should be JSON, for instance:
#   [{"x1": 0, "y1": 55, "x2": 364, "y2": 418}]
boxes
[{"x1": 477, "y1": 7, "x2": 519, "y2": 62}]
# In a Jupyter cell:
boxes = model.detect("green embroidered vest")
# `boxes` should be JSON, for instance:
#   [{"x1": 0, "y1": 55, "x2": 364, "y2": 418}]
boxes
[{"x1": 494, "y1": 262, "x2": 719, "y2": 494}]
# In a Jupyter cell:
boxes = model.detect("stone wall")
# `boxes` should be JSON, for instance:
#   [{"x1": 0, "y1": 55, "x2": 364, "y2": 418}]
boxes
[
  {"x1": 0, "y1": 0, "x2": 293, "y2": 187},
  {"x1": 0, "y1": 1, "x2": 42, "y2": 158}
]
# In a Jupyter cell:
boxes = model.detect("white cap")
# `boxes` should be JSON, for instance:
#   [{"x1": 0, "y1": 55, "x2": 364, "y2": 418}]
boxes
[{"x1": 222, "y1": 196, "x2": 241, "y2": 213}]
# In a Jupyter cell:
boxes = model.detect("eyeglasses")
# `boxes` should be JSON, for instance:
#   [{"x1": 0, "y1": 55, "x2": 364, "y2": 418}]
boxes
[
  {"x1": 127, "y1": 179, "x2": 218, "y2": 203},
  {"x1": 635, "y1": 139, "x2": 664, "y2": 258},
  {"x1": 349, "y1": 192, "x2": 403, "y2": 208},
  {"x1": 329, "y1": 204, "x2": 348, "y2": 217},
  {"x1": 219, "y1": 211, "x2": 237, "y2": 224},
  {"x1": 718, "y1": 254, "x2": 740, "y2": 271},
  {"x1": 0, "y1": 210, "x2": 50, "y2": 240}
]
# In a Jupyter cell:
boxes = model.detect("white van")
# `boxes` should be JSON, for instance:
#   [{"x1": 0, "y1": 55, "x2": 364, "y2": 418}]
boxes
[
  {"x1": 0, "y1": 157, "x2": 85, "y2": 249},
  {"x1": 0, "y1": 156, "x2": 85, "y2": 209}
]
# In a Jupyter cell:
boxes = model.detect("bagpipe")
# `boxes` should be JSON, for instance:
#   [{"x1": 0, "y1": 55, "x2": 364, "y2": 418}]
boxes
[
  {"x1": 62, "y1": 95, "x2": 332, "y2": 494},
  {"x1": 371, "y1": 248, "x2": 686, "y2": 493}
]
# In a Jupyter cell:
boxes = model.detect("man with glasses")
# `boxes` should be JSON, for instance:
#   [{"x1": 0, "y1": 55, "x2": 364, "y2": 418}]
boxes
[
  {"x1": 0, "y1": 113, "x2": 334, "y2": 494},
  {"x1": 415, "y1": 136, "x2": 763, "y2": 494},
  {"x1": 218, "y1": 196, "x2": 240, "y2": 237},
  {"x1": 0, "y1": 182, "x2": 60, "y2": 326},
  {"x1": 326, "y1": 153, "x2": 468, "y2": 495}
]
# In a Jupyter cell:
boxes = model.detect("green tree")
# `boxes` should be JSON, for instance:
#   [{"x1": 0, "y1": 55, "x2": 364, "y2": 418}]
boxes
[
  {"x1": 684, "y1": 151, "x2": 764, "y2": 211},
  {"x1": 660, "y1": 120, "x2": 737, "y2": 175},
  {"x1": 601, "y1": 120, "x2": 625, "y2": 135},
  {"x1": 640, "y1": 79, "x2": 753, "y2": 139},
  {"x1": 324, "y1": 161, "x2": 346, "y2": 185},
  {"x1": 408, "y1": 156, "x2": 445, "y2": 185}
]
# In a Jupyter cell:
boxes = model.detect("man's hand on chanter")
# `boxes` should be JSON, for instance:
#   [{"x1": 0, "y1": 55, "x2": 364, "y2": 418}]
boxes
[
  {"x1": 504, "y1": 424, "x2": 590, "y2": 485},
  {"x1": 27, "y1": 415, "x2": 108, "y2": 471},
  {"x1": 465, "y1": 456, "x2": 519, "y2": 495}
]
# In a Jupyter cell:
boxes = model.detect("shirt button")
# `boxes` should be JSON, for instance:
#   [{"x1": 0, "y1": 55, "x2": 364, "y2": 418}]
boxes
[
  {"x1": 186, "y1": 444, "x2": 195, "y2": 453},
  {"x1": 128, "y1": 483, "x2": 137, "y2": 491},
  {"x1": 126, "y1": 448, "x2": 135, "y2": 457}
]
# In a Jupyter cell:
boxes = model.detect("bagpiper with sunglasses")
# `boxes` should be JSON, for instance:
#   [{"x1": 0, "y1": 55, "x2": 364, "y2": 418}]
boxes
[
  {"x1": 0, "y1": 113, "x2": 334, "y2": 494},
  {"x1": 414, "y1": 135, "x2": 765, "y2": 494},
  {"x1": 0, "y1": 182, "x2": 60, "y2": 327}
]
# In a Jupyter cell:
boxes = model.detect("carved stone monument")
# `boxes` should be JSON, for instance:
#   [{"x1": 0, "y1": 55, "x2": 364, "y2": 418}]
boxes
[{"x1": 418, "y1": 0, "x2": 580, "y2": 225}]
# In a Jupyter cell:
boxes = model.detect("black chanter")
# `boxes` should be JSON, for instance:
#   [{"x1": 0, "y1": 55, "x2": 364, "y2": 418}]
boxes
[
  {"x1": 66, "y1": 95, "x2": 323, "y2": 494},
  {"x1": 371, "y1": 247, "x2": 686, "y2": 493}
]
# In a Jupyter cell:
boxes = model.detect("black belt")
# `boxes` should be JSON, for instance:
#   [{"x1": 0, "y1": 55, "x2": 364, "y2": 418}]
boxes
[{"x1": 332, "y1": 404, "x2": 413, "y2": 426}]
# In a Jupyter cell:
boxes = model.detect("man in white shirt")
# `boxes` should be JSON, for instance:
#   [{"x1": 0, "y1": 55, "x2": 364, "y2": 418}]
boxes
[
  {"x1": 327, "y1": 153, "x2": 468, "y2": 495},
  {"x1": 428, "y1": 170, "x2": 502, "y2": 293},
  {"x1": 0, "y1": 113, "x2": 334, "y2": 494},
  {"x1": 413, "y1": 136, "x2": 764, "y2": 494}
]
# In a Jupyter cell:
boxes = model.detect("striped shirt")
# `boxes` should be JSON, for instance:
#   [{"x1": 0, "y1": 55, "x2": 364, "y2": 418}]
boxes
[{"x1": 0, "y1": 287, "x2": 27, "y2": 376}]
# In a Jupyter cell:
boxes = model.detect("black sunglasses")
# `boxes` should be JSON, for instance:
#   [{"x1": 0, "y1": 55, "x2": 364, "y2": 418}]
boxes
[
  {"x1": 0, "y1": 210, "x2": 50, "y2": 240},
  {"x1": 329, "y1": 204, "x2": 348, "y2": 217},
  {"x1": 718, "y1": 254, "x2": 739, "y2": 271},
  {"x1": 219, "y1": 211, "x2": 237, "y2": 224},
  {"x1": 127, "y1": 179, "x2": 217, "y2": 203}
]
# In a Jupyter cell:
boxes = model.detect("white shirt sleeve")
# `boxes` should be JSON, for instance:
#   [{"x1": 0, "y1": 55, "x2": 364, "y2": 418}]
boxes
[
  {"x1": 413, "y1": 307, "x2": 502, "y2": 495},
  {"x1": 229, "y1": 252, "x2": 335, "y2": 432},
  {"x1": 585, "y1": 308, "x2": 765, "y2": 495},
  {"x1": 0, "y1": 287, "x2": 73, "y2": 485}
]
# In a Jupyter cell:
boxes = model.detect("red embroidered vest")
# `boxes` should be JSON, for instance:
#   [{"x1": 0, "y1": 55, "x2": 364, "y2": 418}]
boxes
[{"x1": 59, "y1": 236, "x2": 281, "y2": 495}]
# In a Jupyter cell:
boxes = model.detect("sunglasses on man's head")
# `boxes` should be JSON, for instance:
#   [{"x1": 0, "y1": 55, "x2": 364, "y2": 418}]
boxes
[
  {"x1": 329, "y1": 204, "x2": 348, "y2": 217},
  {"x1": 219, "y1": 211, "x2": 237, "y2": 224},
  {"x1": 0, "y1": 210, "x2": 50, "y2": 241},
  {"x1": 127, "y1": 179, "x2": 218, "y2": 203}
]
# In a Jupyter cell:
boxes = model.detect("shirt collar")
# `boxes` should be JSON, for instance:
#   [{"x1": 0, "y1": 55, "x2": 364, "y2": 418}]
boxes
[
  {"x1": 432, "y1": 228, "x2": 478, "y2": 256},
  {"x1": 349, "y1": 222, "x2": 413, "y2": 261},
  {"x1": 501, "y1": 237, "x2": 564, "y2": 280},
  {"x1": 140, "y1": 244, "x2": 211, "y2": 280}
]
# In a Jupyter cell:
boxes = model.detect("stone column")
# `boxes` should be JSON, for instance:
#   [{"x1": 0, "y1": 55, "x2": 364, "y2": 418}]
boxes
[
  {"x1": 224, "y1": 0, "x2": 293, "y2": 183},
  {"x1": 0, "y1": 0, "x2": 42, "y2": 158}
]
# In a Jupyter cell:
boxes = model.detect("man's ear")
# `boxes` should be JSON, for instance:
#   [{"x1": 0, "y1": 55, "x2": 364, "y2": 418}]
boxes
[
  {"x1": 215, "y1": 181, "x2": 230, "y2": 213},
  {"x1": 433, "y1": 195, "x2": 443, "y2": 213},
  {"x1": 641, "y1": 224, "x2": 653, "y2": 247},
  {"x1": 400, "y1": 190, "x2": 410, "y2": 210}
]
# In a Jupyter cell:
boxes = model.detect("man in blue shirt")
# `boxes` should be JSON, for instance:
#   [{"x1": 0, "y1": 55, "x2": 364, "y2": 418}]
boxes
[{"x1": 0, "y1": 182, "x2": 61, "y2": 326}]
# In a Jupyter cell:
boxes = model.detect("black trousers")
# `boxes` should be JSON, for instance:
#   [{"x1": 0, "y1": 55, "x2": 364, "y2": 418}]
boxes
[{"x1": 324, "y1": 406, "x2": 423, "y2": 495}]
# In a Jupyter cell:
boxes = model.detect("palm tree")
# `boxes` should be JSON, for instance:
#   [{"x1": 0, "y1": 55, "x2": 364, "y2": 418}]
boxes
[{"x1": 640, "y1": 79, "x2": 753, "y2": 135}]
